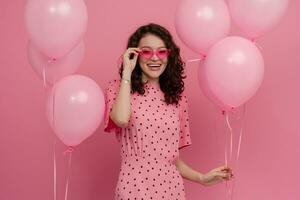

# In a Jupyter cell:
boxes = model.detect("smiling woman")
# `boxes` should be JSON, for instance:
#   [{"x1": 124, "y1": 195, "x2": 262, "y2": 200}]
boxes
[{"x1": 103, "y1": 23, "x2": 233, "y2": 200}]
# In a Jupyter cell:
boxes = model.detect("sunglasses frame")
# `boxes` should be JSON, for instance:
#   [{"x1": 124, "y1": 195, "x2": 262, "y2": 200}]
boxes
[{"x1": 138, "y1": 48, "x2": 170, "y2": 60}]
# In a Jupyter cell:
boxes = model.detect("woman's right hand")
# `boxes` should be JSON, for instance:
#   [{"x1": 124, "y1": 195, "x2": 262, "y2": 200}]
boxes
[
  {"x1": 122, "y1": 47, "x2": 140, "y2": 73},
  {"x1": 201, "y1": 166, "x2": 234, "y2": 186}
]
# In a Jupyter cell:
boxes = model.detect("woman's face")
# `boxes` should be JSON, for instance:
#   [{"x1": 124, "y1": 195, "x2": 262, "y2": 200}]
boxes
[{"x1": 137, "y1": 34, "x2": 169, "y2": 83}]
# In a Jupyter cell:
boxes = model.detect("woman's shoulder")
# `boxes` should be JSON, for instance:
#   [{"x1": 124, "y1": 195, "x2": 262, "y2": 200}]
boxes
[
  {"x1": 178, "y1": 89, "x2": 188, "y2": 107},
  {"x1": 108, "y1": 78, "x2": 121, "y2": 85},
  {"x1": 106, "y1": 78, "x2": 121, "y2": 90},
  {"x1": 180, "y1": 89, "x2": 188, "y2": 100}
]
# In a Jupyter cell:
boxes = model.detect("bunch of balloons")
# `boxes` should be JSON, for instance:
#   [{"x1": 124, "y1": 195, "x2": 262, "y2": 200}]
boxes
[
  {"x1": 175, "y1": 0, "x2": 289, "y2": 111},
  {"x1": 25, "y1": 0, "x2": 105, "y2": 147}
]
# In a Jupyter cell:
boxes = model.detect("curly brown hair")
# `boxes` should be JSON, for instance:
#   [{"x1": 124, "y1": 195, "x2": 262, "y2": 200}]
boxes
[{"x1": 119, "y1": 23, "x2": 186, "y2": 105}]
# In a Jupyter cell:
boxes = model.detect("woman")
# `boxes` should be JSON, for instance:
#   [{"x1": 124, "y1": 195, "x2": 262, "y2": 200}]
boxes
[{"x1": 104, "y1": 23, "x2": 233, "y2": 199}]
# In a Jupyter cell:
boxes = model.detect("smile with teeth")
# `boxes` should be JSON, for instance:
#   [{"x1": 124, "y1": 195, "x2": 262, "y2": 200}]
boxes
[
  {"x1": 147, "y1": 64, "x2": 161, "y2": 67},
  {"x1": 147, "y1": 64, "x2": 161, "y2": 71}
]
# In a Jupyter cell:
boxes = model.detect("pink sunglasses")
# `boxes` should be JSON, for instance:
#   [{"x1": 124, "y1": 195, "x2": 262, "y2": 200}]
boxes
[{"x1": 139, "y1": 48, "x2": 170, "y2": 60}]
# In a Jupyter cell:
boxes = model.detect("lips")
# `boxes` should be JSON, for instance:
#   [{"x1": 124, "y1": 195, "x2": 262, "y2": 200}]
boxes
[
  {"x1": 147, "y1": 64, "x2": 161, "y2": 71},
  {"x1": 147, "y1": 64, "x2": 161, "y2": 67}
]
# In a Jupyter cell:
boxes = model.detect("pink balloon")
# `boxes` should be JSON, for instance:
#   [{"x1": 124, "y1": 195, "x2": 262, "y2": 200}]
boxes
[
  {"x1": 46, "y1": 75, "x2": 105, "y2": 146},
  {"x1": 175, "y1": 0, "x2": 231, "y2": 55},
  {"x1": 25, "y1": 0, "x2": 88, "y2": 58},
  {"x1": 28, "y1": 41, "x2": 85, "y2": 85},
  {"x1": 228, "y1": 0, "x2": 289, "y2": 39},
  {"x1": 198, "y1": 36, "x2": 264, "y2": 111}
]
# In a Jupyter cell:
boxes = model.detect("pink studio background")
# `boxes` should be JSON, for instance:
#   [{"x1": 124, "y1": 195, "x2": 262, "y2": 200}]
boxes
[{"x1": 1, "y1": 0, "x2": 299, "y2": 199}]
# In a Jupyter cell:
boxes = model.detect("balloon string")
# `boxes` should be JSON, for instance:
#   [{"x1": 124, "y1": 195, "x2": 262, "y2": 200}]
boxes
[
  {"x1": 224, "y1": 134, "x2": 229, "y2": 200},
  {"x1": 224, "y1": 128, "x2": 228, "y2": 166},
  {"x1": 43, "y1": 58, "x2": 57, "y2": 88},
  {"x1": 230, "y1": 105, "x2": 246, "y2": 200},
  {"x1": 236, "y1": 104, "x2": 246, "y2": 164},
  {"x1": 186, "y1": 58, "x2": 202, "y2": 63},
  {"x1": 53, "y1": 138, "x2": 57, "y2": 200},
  {"x1": 225, "y1": 113, "x2": 233, "y2": 164},
  {"x1": 224, "y1": 111, "x2": 233, "y2": 199},
  {"x1": 64, "y1": 150, "x2": 73, "y2": 200},
  {"x1": 43, "y1": 66, "x2": 47, "y2": 88},
  {"x1": 49, "y1": 57, "x2": 57, "y2": 200},
  {"x1": 221, "y1": 110, "x2": 228, "y2": 166},
  {"x1": 48, "y1": 57, "x2": 56, "y2": 131},
  {"x1": 232, "y1": 105, "x2": 246, "y2": 200},
  {"x1": 52, "y1": 86, "x2": 56, "y2": 133},
  {"x1": 186, "y1": 54, "x2": 206, "y2": 63},
  {"x1": 63, "y1": 146, "x2": 74, "y2": 155},
  {"x1": 223, "y1": 105, "x2": 247, "y2": 200}
]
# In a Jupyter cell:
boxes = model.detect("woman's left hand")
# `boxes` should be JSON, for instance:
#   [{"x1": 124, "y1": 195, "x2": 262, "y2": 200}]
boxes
[{"x1": 201, "y1": 166, "x2": 234, "y2": 186}]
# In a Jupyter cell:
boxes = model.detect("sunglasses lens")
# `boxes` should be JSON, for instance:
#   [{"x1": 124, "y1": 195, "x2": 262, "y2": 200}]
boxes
[
  {"x1": 157, "y1": 50, "x2": 169, "y2": 59},
  {"x1": 140, "y1": 50, "x2": 153, "y2": 59}
]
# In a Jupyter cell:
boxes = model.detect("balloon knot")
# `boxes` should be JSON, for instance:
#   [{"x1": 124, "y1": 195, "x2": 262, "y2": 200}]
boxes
[
  {"x1": 230, "y1": 107, "x2": 237, "y2": 113},
  {"x1": 63, "y1": 146, "x2": 74, "y2": 155},
  {"x1": 48, "y1": 58, "x2": 57, "y2": 63}
]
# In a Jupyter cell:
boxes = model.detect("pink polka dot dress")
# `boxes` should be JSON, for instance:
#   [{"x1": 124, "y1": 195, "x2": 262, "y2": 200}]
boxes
[{"x1": 104, "y1": 79, "x2": 192, "y2": 200}]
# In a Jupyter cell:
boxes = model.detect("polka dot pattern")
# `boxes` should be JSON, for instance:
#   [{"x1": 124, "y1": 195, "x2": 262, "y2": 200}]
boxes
[{"x1": 104, "y1": 79, "x2": 192, "y2": 200}]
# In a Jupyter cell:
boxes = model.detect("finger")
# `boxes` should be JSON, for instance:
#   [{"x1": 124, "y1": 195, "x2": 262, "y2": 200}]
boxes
[
  {"x1": 124, "y1": 51, "x2": 139, "y2": 60},
  {"x1": 215, "y1": 172, "x2": 226, "y2": 178},
  {"x1": 221, "y1": 166, "x2": 233, "y2": 172},
  {"x1": 216, "y1": 172, "x2": 232, "y2": 180},
  {"x1": 125, "y1": 47, "x2": 140, "y2": 53},
  {"x1": 127, "y1": 47, "x2": 141, "y2": 52},
  {"x1": 226, "y1": 174, "x2": 234, "y2": 180},
  {"x1": 224, "y1": 172, "x2": 234, "y2": 180},
  {"x1": 125, "y1": 49, "x2": 139, "y2": 56},
  {"x1": 134, "y1": 48, "x2": 141, "y2": 52},
  {"x1": 221, "y1": 168, "x2": 231, "y2": 173},
  {"x1": 129, "y1": 50, "x2": 140, "y2": 55},
  {"x1": 214, "y1": 166, "x2": 228, "y2": 172},
  {"x1": 132, "y1": 54, "x2": 139, "y2": 62}
]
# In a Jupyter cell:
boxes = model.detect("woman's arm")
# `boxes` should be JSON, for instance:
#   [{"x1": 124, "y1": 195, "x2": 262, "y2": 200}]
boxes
[
  {"x1": 109, "y1": 48, "x2": 140, "y2": 128},
  {"x1": 109, "y1": 68, "x2": 132, "y2": 128},
  {"x1": 175, "y1": 158, "x2": 204, "y2": 184},
  {"x1": 175, "y1": 158, "x2": 233, "y2": 186}
]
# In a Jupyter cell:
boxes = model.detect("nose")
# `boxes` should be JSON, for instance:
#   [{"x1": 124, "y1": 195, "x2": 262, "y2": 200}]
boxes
[{"x1": 150, "y1": 52, "x2": 159, "y2": 61}]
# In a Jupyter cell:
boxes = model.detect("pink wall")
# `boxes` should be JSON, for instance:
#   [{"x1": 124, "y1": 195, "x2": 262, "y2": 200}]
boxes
[{"x1": 1, "y1": 0, "x2": 299, "y2": 199}]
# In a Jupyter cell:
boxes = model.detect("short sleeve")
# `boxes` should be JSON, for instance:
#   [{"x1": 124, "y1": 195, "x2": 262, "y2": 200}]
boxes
[
  {"x1": 103, "y1": 79, "x2": 122, "y2": 134},
  {"x1": 178, "y1": 92, "x2": 192, "y2": 149}
]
